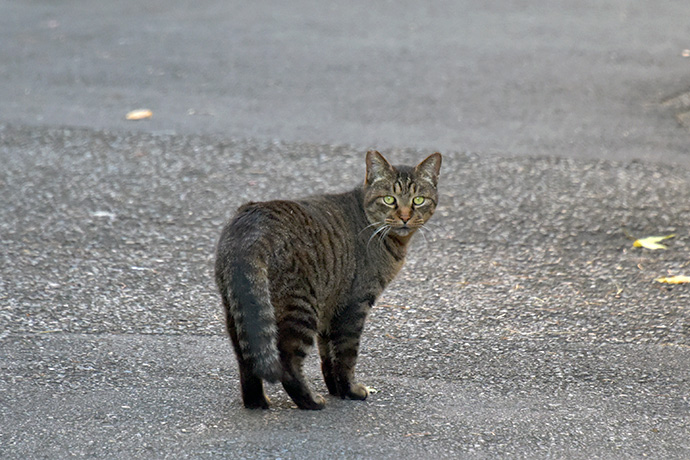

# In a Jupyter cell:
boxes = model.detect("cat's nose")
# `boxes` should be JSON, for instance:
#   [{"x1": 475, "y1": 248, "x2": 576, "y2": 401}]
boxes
[{"x1": 399, "y1": 207, "x2": 411, "y2": 223}]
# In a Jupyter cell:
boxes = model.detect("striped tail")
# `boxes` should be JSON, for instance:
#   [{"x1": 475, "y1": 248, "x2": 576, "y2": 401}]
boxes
[{"x1": 228, "y1": 258, "x2": 282, "y2": 383}]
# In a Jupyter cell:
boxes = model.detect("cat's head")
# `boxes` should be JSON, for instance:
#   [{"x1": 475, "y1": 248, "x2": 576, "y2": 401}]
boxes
[{"x1": 363, "y1": 150, "x2": 442, "y2": 238}]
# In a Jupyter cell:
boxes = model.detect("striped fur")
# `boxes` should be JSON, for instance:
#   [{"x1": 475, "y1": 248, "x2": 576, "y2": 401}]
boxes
[{"x1": 214, "y1": 151, "x2": 441, "y2": 410}]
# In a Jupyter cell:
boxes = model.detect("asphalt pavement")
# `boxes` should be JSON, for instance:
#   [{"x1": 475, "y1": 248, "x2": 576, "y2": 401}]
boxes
[
  {"x1": 2, "y1": 0, "x2": 690, "y2": 165},
  {"x1": 1, "y1": 1, "x2": 689, "y2": 459}
]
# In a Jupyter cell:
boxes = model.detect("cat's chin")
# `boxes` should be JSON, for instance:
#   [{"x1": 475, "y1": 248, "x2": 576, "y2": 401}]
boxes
[{"x1": 391, "y1": 227, "x2": 415, "y2": 237}]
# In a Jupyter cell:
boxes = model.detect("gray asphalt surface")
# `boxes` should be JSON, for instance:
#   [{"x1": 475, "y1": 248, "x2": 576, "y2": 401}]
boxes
[
  {"x1": 2, "y1": 126, "x2": 689, "y2": 458},
  {"x1": 2, "y1": 0, "x2": 690, "y2": 165},
  {"x1": 1, "y1": 1, "x2": 689, "y2": 459}
]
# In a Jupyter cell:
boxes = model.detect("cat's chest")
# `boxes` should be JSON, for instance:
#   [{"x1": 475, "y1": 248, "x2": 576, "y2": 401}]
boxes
[{"x1": 351, "y1": 250, "x2": 406, "y2": 296}]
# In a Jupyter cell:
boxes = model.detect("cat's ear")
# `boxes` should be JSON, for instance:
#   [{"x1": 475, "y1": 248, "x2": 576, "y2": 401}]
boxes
[
  {"x1": 415, "y1": 152, "x2": 442, "y2": 186},
  {"x1": 365, "y1": 150, "x2": 395, "y2": 185}
]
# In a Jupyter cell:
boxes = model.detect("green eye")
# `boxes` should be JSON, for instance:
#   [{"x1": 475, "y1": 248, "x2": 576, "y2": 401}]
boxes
[
  {"x1": 413, "y1": 196, "x2": 426, "y2": 206},
  {"x1": 382, "y1": 195, "x2": 396, "y2": 205}
]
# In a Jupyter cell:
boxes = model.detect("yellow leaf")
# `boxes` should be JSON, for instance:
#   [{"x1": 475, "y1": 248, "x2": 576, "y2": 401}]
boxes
[
  {"x1": 655, "y1": 275, "x2": 690, "y2": 284},
  {"x1": 633, "y1": 234, "x2": 675, "y2": 250},
  {"x1": 125, "y1": 109, "x2": 153, "y2": 120}
]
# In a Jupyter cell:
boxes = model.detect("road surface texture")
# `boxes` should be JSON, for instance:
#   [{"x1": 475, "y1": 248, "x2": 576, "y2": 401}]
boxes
[
  {"x1": 1, "y1": 1, "x2": 689, "y2": 459},
  {"x1": 2, "y1": 0, "x2": 690, "y2": 165}
]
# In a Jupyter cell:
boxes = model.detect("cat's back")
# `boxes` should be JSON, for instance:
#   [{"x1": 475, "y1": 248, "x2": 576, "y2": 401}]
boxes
[
  {"x1": 217, "y1": 192, "x2": 361, "y2": 304},
  {"x1": 218, "y1": 190, "x2": 362, "y2": 264},
  {"x1": 228, "y1": 193, "x2": 351, "y2": 239}
]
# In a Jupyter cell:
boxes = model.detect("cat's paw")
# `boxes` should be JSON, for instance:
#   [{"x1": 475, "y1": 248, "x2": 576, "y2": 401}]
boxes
[
  {"x1": 297, "y1": 393, "x2": 326, "y2": 410},
  {"x1": 314, "y1": 394, "x2": 327, "y2": 406},
  {"x1": 242, "y1": 393, "x2": 271, "y2": 409},
  {"x1": 346, "y1": 383, "x2": 369, "y2": 401},
  {"x1": 243, "y1": 397, "x2": 270, "y2": 410},
  {"x1": 331, "y1": 379, "x2": 370, "y2": 400}
]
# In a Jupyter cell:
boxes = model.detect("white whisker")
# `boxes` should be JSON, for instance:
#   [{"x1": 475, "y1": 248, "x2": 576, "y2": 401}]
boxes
[
  {"x1": 419, "y1": 223, "x2": 438, "y2": 239},
  {"x1": 415, "y1": 226, "x2": 433, "y2": 248},
  {"x1": 359, "y1": 221, "x2": 384, "y2": 236},
  {"x1": 367, "y1": 223, "x2": 390, "y2": 250}
]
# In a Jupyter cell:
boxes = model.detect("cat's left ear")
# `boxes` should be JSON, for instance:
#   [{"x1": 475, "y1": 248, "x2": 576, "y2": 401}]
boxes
[{"x1": 415, "y1": 152, "x2": 442, "y2": 186}]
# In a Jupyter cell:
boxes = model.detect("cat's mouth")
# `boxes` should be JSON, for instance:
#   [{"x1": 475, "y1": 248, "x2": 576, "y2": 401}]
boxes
[{"x1": 391, "y1": 225, "x2": 415, "y2": 236}]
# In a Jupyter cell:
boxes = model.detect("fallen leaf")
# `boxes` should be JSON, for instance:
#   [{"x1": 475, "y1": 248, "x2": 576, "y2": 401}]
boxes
[
  {"x1": 655, "y1": 275, "x2": 690, "y2": 284},
  {"x1": 633, "y1": 234, "x2": 675, "y2": 250},
  {"x1": 126, "y1": 109, "x2": 153, "y2": 120}
]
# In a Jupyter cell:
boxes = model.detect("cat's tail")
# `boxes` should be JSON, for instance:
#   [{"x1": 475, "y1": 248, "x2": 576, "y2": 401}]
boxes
[{"x1": 226, "y1": 257, "x2": 282, "y2": 383}]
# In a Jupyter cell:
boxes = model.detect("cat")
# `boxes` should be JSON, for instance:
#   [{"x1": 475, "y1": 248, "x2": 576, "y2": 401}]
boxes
[{"x1": 214, "y1": 150, "x2": 442, "y2": 410}]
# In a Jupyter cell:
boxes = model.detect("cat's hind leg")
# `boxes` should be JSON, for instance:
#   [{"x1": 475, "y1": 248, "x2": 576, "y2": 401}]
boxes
[
  {"x1": 226, "y1": 313, "x2": 271, "y2": 409},
  {"x1": 277, "y1": 309, "x2": 325, "y2": 410},
  {"x1": 328, "y1": 301, "x2": 371, "y2": 401},
  {"x1": 238, "y1": 360, "x2": 270, "y2": 409}
]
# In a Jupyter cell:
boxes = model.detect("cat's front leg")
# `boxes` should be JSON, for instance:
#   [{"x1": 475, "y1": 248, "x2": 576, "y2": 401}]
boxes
[{"x1": 327, "y1": 301, "x2": 371, "y2": 400}]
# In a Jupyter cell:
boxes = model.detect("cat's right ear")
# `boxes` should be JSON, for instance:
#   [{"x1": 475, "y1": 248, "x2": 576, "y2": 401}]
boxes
[{"x1": 365, "y1": 150, "x2": 394, "y2": 185}]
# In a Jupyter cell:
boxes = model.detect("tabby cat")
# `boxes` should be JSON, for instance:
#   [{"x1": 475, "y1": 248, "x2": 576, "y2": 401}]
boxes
[{"x1": 214, "y1": 150, "x2": 442, "y2": 410}]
